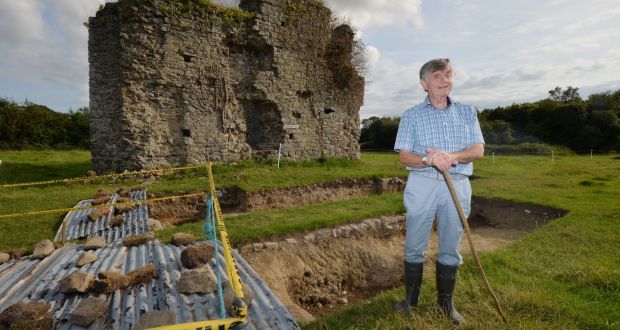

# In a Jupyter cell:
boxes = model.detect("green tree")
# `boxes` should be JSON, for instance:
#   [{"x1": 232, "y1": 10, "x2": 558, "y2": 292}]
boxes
[
  {"x1": 548, "y1": 85, "x2": 581, "y2": 102},
  {"x1": 359, "y1": 116, "x2": 400, "y2": 150},
  {"x1": 0, "y1": 97, "x2": 90, "y2": 150}
]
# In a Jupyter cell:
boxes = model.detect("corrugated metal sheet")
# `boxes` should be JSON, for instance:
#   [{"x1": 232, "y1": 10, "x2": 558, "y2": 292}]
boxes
[
  {"x1": 55, "y1": 190, "x2": 149, "y2": 243},
  {"x1": 2, "y1": 191, "x2": 299, "y2": 330},
  {"x1": 0, "y1": 241, "x2": 299, "y2": 329}
]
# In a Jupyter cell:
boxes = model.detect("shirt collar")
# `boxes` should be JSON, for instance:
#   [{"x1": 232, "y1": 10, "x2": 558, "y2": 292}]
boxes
[{"x1": 424, "y1": 95, "x2": 453, "y2": 109}]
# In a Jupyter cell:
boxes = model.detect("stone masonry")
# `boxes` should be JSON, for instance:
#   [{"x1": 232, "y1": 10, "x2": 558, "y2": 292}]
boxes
[{"x1": 88, "y1": 0, "x2": 364, "y2": 173}]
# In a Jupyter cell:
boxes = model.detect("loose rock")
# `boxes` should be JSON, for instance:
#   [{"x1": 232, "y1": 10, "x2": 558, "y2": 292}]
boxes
[
  {"x1": 176, "y1": 267, "x2": 217, "y2": 293},
  {"x1": 69, "y1": 297, "x2": 108, "y2": 326},
  {"x1": 134, "y1": 311, "x2": 176, "y2": 330},
  {"x1": 0, "y1": 301, "x2": 53, "y2": 330},
  {"x1": 0, "y1": 252, "x2": 10, "y2": 264},
  {"x1": 31, "y1": 239, "x2": 55, "y2": 259},
  {"x1": 60, "y1": 270, "x2": 94, "y2": 294},
  {"x1": 171, "y1": 233, "x2": 195, "y2": 246},
  {"x1": 180, "y1": 244, "x2": 214, "y2": 269},
  {"x1": 147, "y1": 218, "x2": 163, "y2": 231},
  {"x1": 84, "y1": 236, "x2": 107, "y2": 250},
  {"x1": 76, "y1": 252, "x2": 98, "y2": 266}
]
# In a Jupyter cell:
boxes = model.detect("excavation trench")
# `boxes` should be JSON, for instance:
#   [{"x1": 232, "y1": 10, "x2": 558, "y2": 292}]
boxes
[
  {"x1": 147, "y1": 179, "x2": 566, "y2": 322},
  {"x1": 239, "y1": 197, "x2": 566, "y2": 322},
  {"x1": 148, "y1": 177, "x2": 407, "y2": 225}
]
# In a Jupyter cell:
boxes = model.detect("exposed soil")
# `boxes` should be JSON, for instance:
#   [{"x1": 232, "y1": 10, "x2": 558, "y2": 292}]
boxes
[
  {"x1": 145, "y1": 178, "x2": 567, "y2": 323},
  {"x1": 147, "y1": 177, "x2": 406, "y2": 224},
  {"x1": 241, "y1": 196, "x2": 567, "y2": 323}
]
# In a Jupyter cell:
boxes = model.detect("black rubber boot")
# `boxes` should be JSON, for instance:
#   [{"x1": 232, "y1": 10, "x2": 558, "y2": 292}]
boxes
[
  {"x1": 394, "y1": 261, "x2": 424, "y2": 313},
  {"x1": 436, "y1": 262, "x2": 465, "y2": 325}
]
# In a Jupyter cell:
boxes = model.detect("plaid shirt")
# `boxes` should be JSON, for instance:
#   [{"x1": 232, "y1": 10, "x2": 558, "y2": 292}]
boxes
[{"x1": 394, "y1": 96, "x2": 485, "y2": 176}]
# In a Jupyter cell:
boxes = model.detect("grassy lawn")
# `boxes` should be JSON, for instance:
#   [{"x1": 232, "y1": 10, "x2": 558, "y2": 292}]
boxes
[
  {"x1": 0, "y1": 150, "x2": 404, "y2": 252},
  {"x1": 0, "y1": 150, "x2": 619, "y2": 328},
  {"x1": 305, "y1": 154, "x2": 620, "y2": 329}
]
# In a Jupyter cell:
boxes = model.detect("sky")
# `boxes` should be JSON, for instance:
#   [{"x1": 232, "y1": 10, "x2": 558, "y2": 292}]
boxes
[{"x1": 1, "y1": 0, "x2": 619, "y2": 119}]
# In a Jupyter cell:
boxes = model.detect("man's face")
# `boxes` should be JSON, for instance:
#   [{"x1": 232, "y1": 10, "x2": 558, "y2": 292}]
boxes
[{"x1": 420, "y1": 64, "x2": 453, "y2": 98}]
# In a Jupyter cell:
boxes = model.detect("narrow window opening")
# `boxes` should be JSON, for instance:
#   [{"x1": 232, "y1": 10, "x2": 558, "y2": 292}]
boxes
[
  {"x1": 182, "y1": 129, "x2": 191, "y2": 137},
  {"x1": 324, "y1": 107, "x2": 335, "y2": 114}
]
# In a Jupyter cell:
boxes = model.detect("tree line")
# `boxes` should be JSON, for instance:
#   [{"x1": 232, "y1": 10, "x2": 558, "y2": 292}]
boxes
[
  {"x1": 360, "y1": 87, "x2": 620, "y2": 153},
  {"x1": 0, "y1": 98, "x2": 90, "y2": 149}
]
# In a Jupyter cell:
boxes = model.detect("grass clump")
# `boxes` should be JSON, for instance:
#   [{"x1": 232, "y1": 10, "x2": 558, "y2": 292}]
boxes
[{"x1": 115, "y1": 0, "x2": 254, "y2": 25}]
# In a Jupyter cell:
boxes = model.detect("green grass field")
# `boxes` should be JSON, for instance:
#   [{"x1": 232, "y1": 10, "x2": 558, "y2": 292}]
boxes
[{"x1": 0, "y1": 150, "x2": 618, "y2": 328}]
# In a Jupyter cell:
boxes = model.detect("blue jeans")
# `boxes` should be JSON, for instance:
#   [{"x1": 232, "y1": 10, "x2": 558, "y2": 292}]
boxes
[{"x1": 403, "y1": 171, "x2": 471, "y2": 266}]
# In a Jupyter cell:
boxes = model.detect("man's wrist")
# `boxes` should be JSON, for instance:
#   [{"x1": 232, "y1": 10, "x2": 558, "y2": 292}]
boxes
[{"x1": 422, "y1": 156, "x2": 432, "y2": 167}]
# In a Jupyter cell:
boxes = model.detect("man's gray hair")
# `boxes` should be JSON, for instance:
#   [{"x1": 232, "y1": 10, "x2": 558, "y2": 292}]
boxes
[{"x1": 419, "y1": 58, "x2": 451, "y2": 81}]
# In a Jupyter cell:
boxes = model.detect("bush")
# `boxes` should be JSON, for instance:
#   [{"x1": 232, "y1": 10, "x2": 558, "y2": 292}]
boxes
[{"x1": 0, "y1": 98, "x2": 90, "y2": 150}]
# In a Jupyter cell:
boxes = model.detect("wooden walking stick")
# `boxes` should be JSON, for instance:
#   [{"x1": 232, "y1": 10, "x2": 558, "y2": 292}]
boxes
[{"x1": 441, "y1": 170, "x2": 508, "y2": 324}]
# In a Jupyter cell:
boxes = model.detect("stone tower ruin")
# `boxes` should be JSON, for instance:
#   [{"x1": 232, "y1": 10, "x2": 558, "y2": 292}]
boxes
[{"x1": 88, "y1": 0, "x2": 364, "y2": 173}]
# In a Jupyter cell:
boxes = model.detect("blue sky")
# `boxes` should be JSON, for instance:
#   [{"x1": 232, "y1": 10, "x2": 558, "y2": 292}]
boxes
[{"x1": 1, "y1": 0, "x2": 619, "y2": 119}]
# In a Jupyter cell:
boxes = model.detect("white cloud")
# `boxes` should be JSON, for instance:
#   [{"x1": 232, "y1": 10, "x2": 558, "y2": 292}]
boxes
[
  {"x1": 324, "y1": 0, "x2": 423, "y2": 29},
  {"x1": 364, "y1": 45, "x2": 380, "y2": 67},
  {"x1": 0, "y1": 1, "x2": 45, "y2": 47},
  {"x1": 0, "y1": 0, "x2": 103, "y2": 109}
]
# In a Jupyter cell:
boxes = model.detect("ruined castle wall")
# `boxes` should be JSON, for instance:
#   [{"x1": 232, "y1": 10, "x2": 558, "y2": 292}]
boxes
[
  {"x1": 88, "y1": 5, "x2": 125, "y2": 172},
  {"x1": 89, "y1": 0, "x2": 364, "y2": 173}
]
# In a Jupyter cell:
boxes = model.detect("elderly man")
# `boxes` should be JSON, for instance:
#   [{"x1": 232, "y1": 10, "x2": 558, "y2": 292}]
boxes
[{"x1": 392, "y1": 58, "x2": 485, "y2": 325}]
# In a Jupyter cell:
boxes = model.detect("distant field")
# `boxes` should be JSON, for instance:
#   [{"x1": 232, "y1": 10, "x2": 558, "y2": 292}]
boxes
[
  {"x1": 0, "y1": 150, "x2": 618, "y2": 328},
  {"x1": 0, "y1": 150, "x2": 91, "y2": 184}
]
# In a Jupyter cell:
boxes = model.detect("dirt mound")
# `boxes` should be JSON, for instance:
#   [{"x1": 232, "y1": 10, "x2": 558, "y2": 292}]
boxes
[
  {"x1": 0, "y1": 301, "x2": 53, "y2": 330},
  {"x1": 89, "y1": 264, "x2": 156, "y2": 295},
  {"x1": 110, "y1": 215, "x2": 124, "y2": 227},
  {"x1": 123, "y1": 234, "x2": 153, "y2": 248},
  {"x1": 8, "y1": 248, "x2": 27, "y2": 259},
  {"x1": 172, "y1": 233, "x2": 196, "y2": 246},
  {"x1": 90, "y1": 271, "x2": 128, "y2": 294},
  {"x1": 87, "y1": 207, "x2": 110, "y2": 221},
  {"x1": 127, "y1": 263, "x2": 157, "y2": 286}
]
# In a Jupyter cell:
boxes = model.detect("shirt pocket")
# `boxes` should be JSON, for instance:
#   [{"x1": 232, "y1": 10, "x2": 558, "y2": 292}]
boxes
[{"x1": 450, "y1": 120, "x2": 471, "y2": 151}]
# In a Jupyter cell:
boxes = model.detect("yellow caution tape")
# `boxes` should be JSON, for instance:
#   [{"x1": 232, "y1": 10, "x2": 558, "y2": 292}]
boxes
[
  {"x1": 0, "y1": 164, "x2": 209, "y2": 188},
  {"x1": 0, "y1": 192, "x2": 205, "y2": 219},
  {"x1": 146, "y1": 317, "x2": 245, "y2": 330},
  {"x1": 144, "y1": 163, "x2": 247, "y2": 330},
  {"x1": 207, "y1": 162, "x2": 247, "y2": 319}
]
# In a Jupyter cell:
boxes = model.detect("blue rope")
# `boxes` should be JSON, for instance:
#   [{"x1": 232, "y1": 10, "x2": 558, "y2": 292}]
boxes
[{"x1": 204, "y1": 195, "x2": 226, "y2": 318}]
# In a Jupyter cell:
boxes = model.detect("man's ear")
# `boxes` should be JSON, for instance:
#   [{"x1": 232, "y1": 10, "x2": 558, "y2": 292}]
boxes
[{"x1": 420, "y1": 79, "x2": 428, "y2": 92}]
